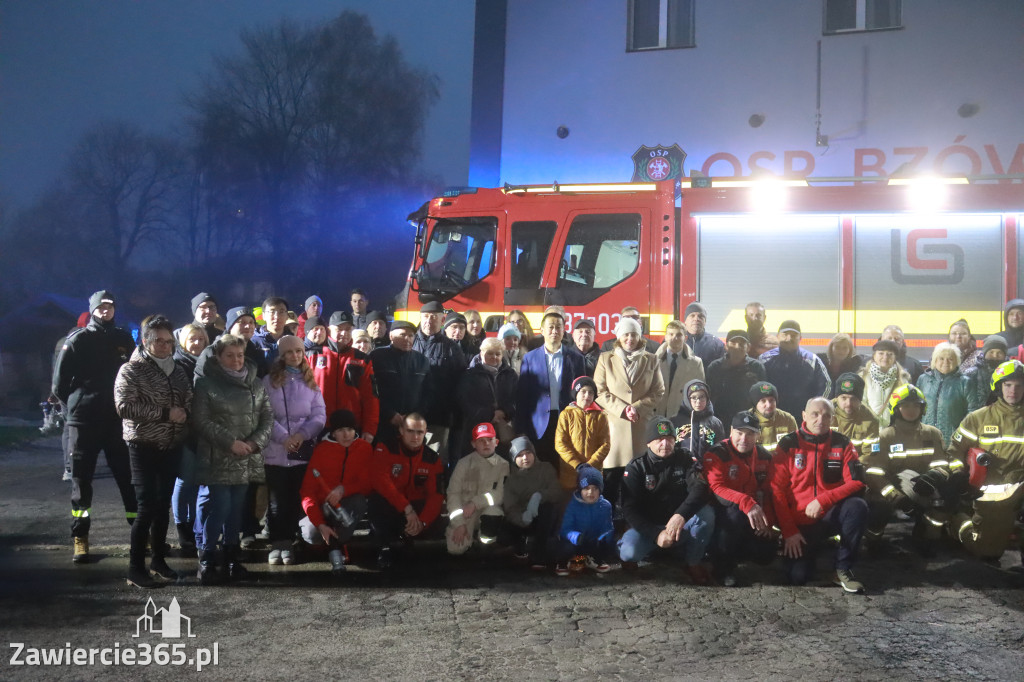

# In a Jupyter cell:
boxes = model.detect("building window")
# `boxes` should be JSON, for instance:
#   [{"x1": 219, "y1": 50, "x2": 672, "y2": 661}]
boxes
[
  {"x1": 823, "y1": 0, "x2": 902, "y2": 35},
  {"x1": 628, "y1": 0, "x2": 694, "y2": 51}
]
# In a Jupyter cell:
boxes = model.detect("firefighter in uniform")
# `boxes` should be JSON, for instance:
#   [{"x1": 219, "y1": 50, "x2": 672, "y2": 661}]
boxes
[
  {"x1": 703, "y1": 412, "x2": 777, "y2": 587},
  {"x1": 948, "y1": 360, "x2": 1024, "y2": 563},
  {"x1": 830, "y1": 373, "x2": 880, "y2": 461},
  {"x1": 52, "y1": 290, "x2": 138, "y2": 563},
  {"x1": 862, "y1": 384, "x2": 954, "y2": 552},
  {"x1": 748, "y1": 381, "x2": 797, "y2": 454}
]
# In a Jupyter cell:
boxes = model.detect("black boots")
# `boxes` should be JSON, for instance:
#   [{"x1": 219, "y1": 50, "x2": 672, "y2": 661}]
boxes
[
  {"x1": 222, "y1": 545, "x2": 249, "y2": 581},
  {"x1": 176, "y1": 523, "x2": 197, "y2": 557},
  {"x1": 197, "y1": 550, "x2": 223, "y2": 586}
]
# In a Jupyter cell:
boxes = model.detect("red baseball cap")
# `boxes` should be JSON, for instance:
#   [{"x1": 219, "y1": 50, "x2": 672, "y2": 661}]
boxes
[{"x1": 472, "y1": 422, "x2": 497, "y2": 440}]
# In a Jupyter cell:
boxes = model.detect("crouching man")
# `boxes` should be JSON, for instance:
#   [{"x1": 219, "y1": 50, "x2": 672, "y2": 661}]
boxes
[
  {"x1": 703, "y1": 412, "x2": 778, "y2": 586},
  {"x1": 368, "y1": 413, "x2": 445, "y2": 569},
  {"x1": 772, "y1": 397, "x2": 868, "y2": 593},
  {"x1": 618, "y1": 417, "x2": 715, "y2": 585}
]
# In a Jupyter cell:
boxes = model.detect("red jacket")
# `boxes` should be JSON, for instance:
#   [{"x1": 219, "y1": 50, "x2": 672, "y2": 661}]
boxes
[
  {"x1": 771, "y1": 424, "x2": 865, "y2": 538},
  {"x1": 703, "y1": 438, "x2": 775, "y2": 521},
  {"x1": 300, "y1": 438, "x2": 375, "y2": 528},
  {"x1": 372, "y1": 440, "x2": 445, "y2": 527},
  {"x1": 310, "y1": 342, "x2": 379, "y2": 437}
]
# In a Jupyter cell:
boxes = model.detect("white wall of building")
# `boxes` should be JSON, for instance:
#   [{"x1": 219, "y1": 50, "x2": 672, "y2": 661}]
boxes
[{"x1": 494, "y1": 1, "x2": 1024, "y2": 184}]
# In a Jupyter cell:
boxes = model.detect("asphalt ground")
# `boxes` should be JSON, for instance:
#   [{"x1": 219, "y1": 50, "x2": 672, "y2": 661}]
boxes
[{"x1": 2, "y1": 435, "x2": 1024, "y2": 680}]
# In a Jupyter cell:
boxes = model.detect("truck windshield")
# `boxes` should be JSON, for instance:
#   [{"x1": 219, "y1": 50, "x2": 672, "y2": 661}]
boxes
[{"x1": 416, "y1": 217, "x2": 497, "y2": 295}]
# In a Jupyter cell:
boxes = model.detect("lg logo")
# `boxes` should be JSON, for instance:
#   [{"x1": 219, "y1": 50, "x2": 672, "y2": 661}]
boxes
[{"x1": 890, "y1": 228, "x2": 965, "y2": 284}]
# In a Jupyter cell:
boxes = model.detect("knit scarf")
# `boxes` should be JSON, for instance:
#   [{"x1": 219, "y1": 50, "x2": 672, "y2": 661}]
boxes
[
  {"x1": 615, "y1": 346, "x2": 646, "y2": 384},
  {"x1": 868, "y1": 362, "x2": 899, "y2": 391}
]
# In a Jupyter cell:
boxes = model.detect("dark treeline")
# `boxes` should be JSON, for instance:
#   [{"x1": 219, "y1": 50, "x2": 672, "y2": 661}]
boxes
[{"x1": 0, "y1": 11, "x2": 441, "y2": 323}]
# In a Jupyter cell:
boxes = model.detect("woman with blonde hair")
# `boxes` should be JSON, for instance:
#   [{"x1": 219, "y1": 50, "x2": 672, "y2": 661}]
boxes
[
  {"x1": 818, "y1": 333, "x2": 864, "y2": 385},
  {"x1": 507, "y1": 309, "x2": 539, "y2": 350},
  {"x1": 917, "y1": 342, "x2": 979, "y2": 446},
  {"x1": 462, "y1": 309, "x2": 487, "y2": 357},
  {"x1": 261, "y1": 335, "x2": 326, "y2": 565},
  {"x1": 595, "y1": 317, "x2": 665, "y2": 510}
]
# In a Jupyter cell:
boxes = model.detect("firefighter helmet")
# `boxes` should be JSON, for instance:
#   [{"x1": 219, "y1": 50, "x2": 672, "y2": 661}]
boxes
[
  {"x1": 990, "y1": 359, "x2": 1024, "y2": 392},
  {"x1": 888, "y1": 384, "x2": 927, "y2": 417}
]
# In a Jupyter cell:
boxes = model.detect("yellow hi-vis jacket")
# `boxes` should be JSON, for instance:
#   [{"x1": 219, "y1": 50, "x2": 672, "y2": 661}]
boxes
[
  {"x1": 753, "y1": 408, "x2": 797, "y2": 454},
  {"x1": 864, "y1": 418, "x2": 949, "y2": 500},
  {"x1": 831, "y1": 399, "x2": 880, "y2": 461}
]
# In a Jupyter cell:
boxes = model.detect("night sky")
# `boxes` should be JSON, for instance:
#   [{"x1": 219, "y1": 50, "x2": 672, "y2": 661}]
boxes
[{"x1": 0, "y1": 0, "x2": 475, "y2": 211}]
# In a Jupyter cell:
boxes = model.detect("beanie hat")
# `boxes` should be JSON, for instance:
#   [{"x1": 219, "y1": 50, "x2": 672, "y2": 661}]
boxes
[
  {"x1": 366, "y1": 310, "x2": 388, "y2": 324},
  {"x1": 225, "y1": 306, "x2": 255, "y2": 331},
  {"x1": 577, "y1": 464, "x2": 604, "y2": 494},
  {"x1": 834, "y1": 372, "x2": 865, "y2": 400},
  {"x1": 327, "y1": 409, "x2": 358, "y2": 432},
  {"x1": 89, "y1": 290, "x2": 115, "y2": 314},
  {"x1": 391, "y1": 320, "x2": 416, "y2": 333},
  {"x1": 498, "y1": 322, "x2": 521, "y2": 340},
  {"x1": 684, "y1": 302, "x2": 707, "y2": 318},
  {"x1": 443, "y1": 312, "x2": 467, "y2": 330},
  {"x1": 872, "y1": 339, "x2": 900, "y2": 354},
  {"x1": 749, "y1": 381, "x2": 778, "y2": 405},
  {"x1": 508, "y1": 436, "x2": 535, "y2": 462},
  {"x1": 304, "y1": 315, "x2": 324, "y2": 333},
  {"x1": 685, "y1": 378, "x2": 710, "y2": 398},
  {"x1": 614, "y1": 316, "x2": 642, "y2": 338},
  {"x1": 572, "y1": 375, "x2": 597, "y2": 396},
  {"x1": 645, "y1": 416, "x2": 676, "y2": 443},
  {"x1": 420, "y1": 300, "x2": 444, "y2": 314},
  {"x1": 191, "y1": 292, "x2": 216, "y2": 315},
  {"x1": 982, "y1": 335, "x2": 1008, "y2": 356},
  {"x1": 304, "y1": 295, "x2": 323, "y2": 311}
]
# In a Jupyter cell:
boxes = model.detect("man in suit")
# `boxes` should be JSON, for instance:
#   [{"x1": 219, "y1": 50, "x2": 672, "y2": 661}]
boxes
[{"x1": 515, "y1": 311, "x2": 587, "y2": 466}]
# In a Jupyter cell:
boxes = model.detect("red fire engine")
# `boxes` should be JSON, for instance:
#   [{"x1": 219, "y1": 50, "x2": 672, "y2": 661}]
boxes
[{"x1": 397, "y1": 178, "x2": 1023, "y2": 355}]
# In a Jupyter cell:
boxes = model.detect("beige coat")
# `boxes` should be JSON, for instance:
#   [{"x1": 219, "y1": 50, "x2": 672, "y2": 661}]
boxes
[
  {"x1": 595, "y1": 347, "x2": 665, "y2": 469},
  {"x1": 653, "y1": 341, "x2": 705, "y2": 419}
]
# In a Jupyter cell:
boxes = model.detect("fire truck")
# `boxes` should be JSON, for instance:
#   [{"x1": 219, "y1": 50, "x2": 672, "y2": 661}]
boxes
[{"x1": 396, "y1": 178, "x2": 1023, "y2": 357}]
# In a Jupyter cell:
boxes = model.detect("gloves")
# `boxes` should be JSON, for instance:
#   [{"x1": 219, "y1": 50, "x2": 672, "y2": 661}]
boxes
[
  {"x1": 567, "y1": 531, "x2": 582, "y2": 546},
  {"x1": 521, "y1": 492, "x2": 542, "y2": 525}
]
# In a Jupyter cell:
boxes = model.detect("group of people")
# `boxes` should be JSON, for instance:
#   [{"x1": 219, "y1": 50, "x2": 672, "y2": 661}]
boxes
[{"x1": 50, "y1": 288, "x2": 1024, "y2": 592}]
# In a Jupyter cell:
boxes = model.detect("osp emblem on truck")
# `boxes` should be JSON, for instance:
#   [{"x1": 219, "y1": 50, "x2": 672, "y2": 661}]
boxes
[{"x1": 631, "y1": 144, "x2": 687, "y2": 182}]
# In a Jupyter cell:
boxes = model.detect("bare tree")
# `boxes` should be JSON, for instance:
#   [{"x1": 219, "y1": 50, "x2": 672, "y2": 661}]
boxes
[
  {"x1": 66, "y1": 121, "x2": 185, "y2": 288},
  {"x1": 188, "y1": 11, "x2": 439, "y2": 293}
]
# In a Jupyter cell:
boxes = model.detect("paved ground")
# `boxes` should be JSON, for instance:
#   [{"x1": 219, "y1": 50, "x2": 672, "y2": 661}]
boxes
[{"x1": 2, "y1": 435, "x2": 1024, "y2": 680}]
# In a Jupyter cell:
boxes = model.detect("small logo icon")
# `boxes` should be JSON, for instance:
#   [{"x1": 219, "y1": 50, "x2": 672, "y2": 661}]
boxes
[
  {"x1": 631, "y1": 144, "x2": 687, "y2": 182},
  {"x1": 134, "y1": 598, "x2": 195, "y2": 639}
]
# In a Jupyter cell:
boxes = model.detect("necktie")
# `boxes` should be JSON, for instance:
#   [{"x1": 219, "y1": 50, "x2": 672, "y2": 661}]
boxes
[{"x1": 669, "y1": 353, "x2": 678, "y2": 388}]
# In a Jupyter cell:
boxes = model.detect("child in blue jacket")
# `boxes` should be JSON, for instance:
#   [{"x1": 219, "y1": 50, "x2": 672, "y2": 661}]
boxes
[{"x1": 556, "y1": 464, "x2": 614, "y2": 575}]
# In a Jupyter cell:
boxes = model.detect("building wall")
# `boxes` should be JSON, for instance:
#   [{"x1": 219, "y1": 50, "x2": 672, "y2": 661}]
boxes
[{"x1": 488, "y1": 0, "x2": 1024, "y2": 184}]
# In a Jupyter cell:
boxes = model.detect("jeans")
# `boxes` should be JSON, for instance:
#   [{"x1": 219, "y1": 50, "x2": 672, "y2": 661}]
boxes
[
  {"x1": 619, "y1": 504, "x2": 715, "y2": 565},
  {"x1": 171, "y1": 445, "x2": 199, "y2": 525},
  {"x1": 194, "y1": 484, "x2": 248, "y2": 551}
]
